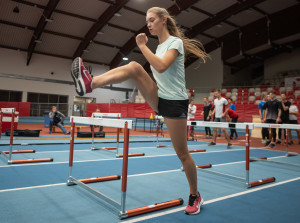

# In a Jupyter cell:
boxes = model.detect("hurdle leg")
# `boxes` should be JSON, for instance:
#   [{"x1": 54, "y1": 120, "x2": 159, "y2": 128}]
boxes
[
  {"x1": 120, "y1": 122, "x2": 129, "y2": 218},
  {"x1": 116, "y1": 127, "x2": 120, "y2": 156},
  {"x1": 285, "y1": 128, "x2": 289, "y2": 156},
  {"x1": 245, "y1": 125, "x2": 250, "y2": 187},
  {"x1": 0, "y1": 111, "x2": 2, "y2": 139},
  {"x1": 91, "y1": 124, "x2": 95, "y2": 149},
  {"x1": 8, "y1": 109, "x2": 15, "y2": 164},
  {"x1": 67, "y1": 118, "x2": 75, "y2": 185}
]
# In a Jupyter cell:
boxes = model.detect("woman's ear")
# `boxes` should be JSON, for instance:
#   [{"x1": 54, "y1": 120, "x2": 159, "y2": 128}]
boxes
[{"x1": 162, "y1": 16, "x2": 167, "y2": 24}]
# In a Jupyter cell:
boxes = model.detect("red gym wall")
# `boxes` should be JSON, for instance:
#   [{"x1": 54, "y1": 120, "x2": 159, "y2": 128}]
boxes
[{"x1": 0, "y1": 102, "x2": 31, "y2": 116}]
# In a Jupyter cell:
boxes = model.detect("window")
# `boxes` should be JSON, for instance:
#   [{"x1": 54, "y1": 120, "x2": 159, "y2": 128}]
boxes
[
  {"x1": 27, "y1": 92, "x2": 69, "y2": 116},
  {"x1": 0, "y1": 90, "x2": 22, "y2": 102}
]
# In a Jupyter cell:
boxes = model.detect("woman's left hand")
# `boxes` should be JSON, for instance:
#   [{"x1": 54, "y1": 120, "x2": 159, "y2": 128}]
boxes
[{"x1": 136, "y1": 33, "x2": 148, "y2": 47}]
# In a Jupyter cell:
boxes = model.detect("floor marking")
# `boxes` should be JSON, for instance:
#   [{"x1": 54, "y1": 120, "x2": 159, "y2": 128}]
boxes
[
  {"x1": 0, "y1": 155, "x2": 291, "y2": 193},
  {"x1": 122, "y1": 176, "x2": 300, "y2": 223},
  {"x1": 0, "y1": 148, "x2": 247, "y2": 168}
]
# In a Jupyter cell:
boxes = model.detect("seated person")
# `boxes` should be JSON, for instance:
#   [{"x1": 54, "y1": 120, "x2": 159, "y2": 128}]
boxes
[
  {"x1": 90, "y1": 108, "x2": 103, "y2": 132},
  {"x1": 49, "y1": 106, "x2": 70, "y2": 134}
]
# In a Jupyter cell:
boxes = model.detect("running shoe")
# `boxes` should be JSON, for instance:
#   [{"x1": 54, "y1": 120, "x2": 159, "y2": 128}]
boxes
[
  {"x1": 235, "y1": 135, "x2": 238, "y2": 140},
  {"x1": 265, "y1": 141, "x2": 271, "y2": 147},
  {"x1": 276, "y1": 140, "x2": 281, "y2": 145},
  {"x1": 269, "y1": 143, "x2": 275, "y2": 148},
  {"x1": 227, "y1": 143, "x2": 232, "y2": 148},
  {"x1": 71, "y1": 57, "x2": 93, "y2": 96},
  {"x1": 185, "y1": 194, "x2": 204, "y2": 215},
  {"x1": 208, "y1": 142, "x2": 216, "y2": 146}
]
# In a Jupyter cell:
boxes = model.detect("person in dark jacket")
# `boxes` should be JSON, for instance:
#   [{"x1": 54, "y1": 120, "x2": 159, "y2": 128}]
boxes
[{"x1": 49, "y1": 106, "x2": 70, "y2": 134}]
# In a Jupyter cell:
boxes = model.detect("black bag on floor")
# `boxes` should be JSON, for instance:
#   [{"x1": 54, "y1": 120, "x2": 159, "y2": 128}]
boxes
[
  {"x1": 77, "y1": 131, "x2": 105, "y2": 138},
  {"x1": 5, "y1": 129, "x2": 41, "y2": 137}
]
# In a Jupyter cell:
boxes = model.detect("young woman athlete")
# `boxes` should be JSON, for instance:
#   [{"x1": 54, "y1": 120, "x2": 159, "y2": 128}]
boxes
[{"x1": 71, "y1": 7, "x2": 208, "y2": 215}]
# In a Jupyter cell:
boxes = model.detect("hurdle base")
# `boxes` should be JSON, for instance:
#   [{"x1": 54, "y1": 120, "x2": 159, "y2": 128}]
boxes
[
  {"x1": 116, "y1": 153, "x2": 145, "y2": 158},
  {"x1": 68, "y1": 175, "x2": 121, "y2": 185},
  {"x1": 196, "y1": 164, "x2": 212, "y2": 169},
  {"x1": 287, "y1": 153, "x2": 298, "y2": 157},
  {"x1": 249, "y1": 157, "x2": 267, "y2": 162},
  {"x1": 11, "y1": 158, "x2": 53, "y2": 164},
  {"x1": 119, "y1": 198, "x2": 184, "y2": 219},
  {"x1": 156, "y1": 145, "x2": 167, "y2": 148},
  {"x1": 248, "y1": 177, "x2": 276, "y2": 188},
  {"x1": 92, "y1": 147, "x2": 117, "y2": 151},
  {"x1": 3, "y1": 150, "x2": 36, "y2": 154},
  {"x1": 189, "y1": 149, "x2": 206, "y2": 153}
]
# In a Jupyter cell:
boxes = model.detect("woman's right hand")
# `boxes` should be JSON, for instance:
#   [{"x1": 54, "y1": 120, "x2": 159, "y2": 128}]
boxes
[{"x1": 136, "y1": 33, "x2": 148, "y2": 48}]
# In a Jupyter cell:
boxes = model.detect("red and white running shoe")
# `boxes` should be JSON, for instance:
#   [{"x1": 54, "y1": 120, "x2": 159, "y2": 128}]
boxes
[
  {"x1": 185, "y1": 194, "x2": 204, "y2": 215},
  {"x1": 71, "y1": 57, "x2": 93, "y2": 96}
]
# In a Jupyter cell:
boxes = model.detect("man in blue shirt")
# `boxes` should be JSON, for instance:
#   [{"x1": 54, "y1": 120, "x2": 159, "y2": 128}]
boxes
[
  {"x1": 228, "y1": 98, "x2": 236, "y2": 111},
  {"x1": 258, "y1": 94, "x2": 269, "y2": 143}
]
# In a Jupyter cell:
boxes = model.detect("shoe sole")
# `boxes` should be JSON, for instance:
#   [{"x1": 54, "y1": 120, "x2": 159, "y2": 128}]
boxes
[
  {"x1": 185, "y1": 198, "x2": 204, "y2": 215},
  {"x1": 71, "y1": 57, "x2": 85, "y2": 96},
  {"x1": 208, "y1": 144, "x2": 216, "y2": 146}
]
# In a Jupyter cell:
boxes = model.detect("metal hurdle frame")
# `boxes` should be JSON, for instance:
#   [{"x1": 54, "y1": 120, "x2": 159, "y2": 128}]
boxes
[
  {"x1": 90, "y1": 113, "x2": 144, "y2": 158},
  {"x1": 248, "y1": 123, "x2": 300, "y2": 168},
  {"x1": 67, "y1": 116, "x2": 183, "y2": 219},
  {"x1": 0, "y1": 108, "x2": 53, "y2": 165},
  {"x1": 187, "y1": 121, "x2": 276, "y2": 188}
]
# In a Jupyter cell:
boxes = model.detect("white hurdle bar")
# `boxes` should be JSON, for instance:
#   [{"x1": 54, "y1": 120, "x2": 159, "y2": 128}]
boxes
[
  {"x1": 0, "y1": 108, "x2": 53, "y2": 164},
  {"x1": 91, "y1": 113, "x2": 121, "y2": 155},
  {"x1": 186, "y1": 121, "x2": 277, "y2": 188},
  {"x1": 67, "y1": 116, "x2": 182, "y2": 219}
]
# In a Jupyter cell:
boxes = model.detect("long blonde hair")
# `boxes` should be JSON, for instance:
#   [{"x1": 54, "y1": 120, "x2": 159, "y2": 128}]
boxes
[{"x1": 147, "y1": 7, "x2": 209, "y2": 63}]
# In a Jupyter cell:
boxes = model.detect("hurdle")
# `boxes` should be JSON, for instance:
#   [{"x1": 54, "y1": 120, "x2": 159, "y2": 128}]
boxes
[
  {"x1": 187, "y1": 121, "x2": 276, "y2": 188},
  {"x1": 67, "y1": 116, "x2": 183, "y2": 219},
  {"x1": 249, "y1": 123, "x2": 300, "y2": 168},
  {"x1": 90, "y1": 113, "x2": 144, "y2": 158},
  {"x1": 0, "y1": 108, "x2": 53, "y2": 165}
]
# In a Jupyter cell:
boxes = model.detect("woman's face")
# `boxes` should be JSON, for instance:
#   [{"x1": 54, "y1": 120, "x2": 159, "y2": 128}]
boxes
[{"x1": 146, "y1": 12, "x2": 166, "y2": 36}]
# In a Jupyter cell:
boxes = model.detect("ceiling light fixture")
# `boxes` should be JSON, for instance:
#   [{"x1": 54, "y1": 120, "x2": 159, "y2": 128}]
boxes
[
  {"x1": 34, "y1": 39, "x2": 42, "y2": 43},
  {"x1": 97, "y1": 31, "x2": 104, "y2": 35},
  {"x1": 122, "y1": 57, "x2": 129, "y2": 61},
  {"x1": 114, "y1": 12, "x2": 122, "y2": 17}
]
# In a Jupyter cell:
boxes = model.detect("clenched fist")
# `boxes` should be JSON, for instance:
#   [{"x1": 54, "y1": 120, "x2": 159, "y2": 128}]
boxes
[{"x1": 136, "y1": 33, "x2": 148, "y2": 48}]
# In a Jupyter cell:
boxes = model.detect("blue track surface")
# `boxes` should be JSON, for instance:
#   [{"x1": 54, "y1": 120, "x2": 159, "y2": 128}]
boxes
[{"x1": 0, "y1": 137, "x2": 299, "y2": 223}]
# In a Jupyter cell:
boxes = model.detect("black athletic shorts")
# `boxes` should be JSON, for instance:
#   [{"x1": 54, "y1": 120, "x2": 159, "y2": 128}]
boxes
[
  {"x1": 266, "y1": 119, "x2": 276, "y2": 124},
  {"x1": 157, "y1": 97, "x2": 189, "y2": 119},
  {"x1": 214, "y1": 117, "x2": 226, "y2": 122},
  {"x1": 289, "y1": 120, "x2": 298, "y2": 125}
]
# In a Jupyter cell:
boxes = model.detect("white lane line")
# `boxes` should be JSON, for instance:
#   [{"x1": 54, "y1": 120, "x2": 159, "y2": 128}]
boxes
[
  {"x1": 0, "y1": 155, "x2": 289, "y2": 193},
  {"x1": 0, "y1": 183, "x2": 65, "y2": 193},
  {"x1": 0, "y1": 148, "x2": 247, "y2": 168},
  {"x1": 122, "y1": 176, "x2": 300, "y2": 223}
]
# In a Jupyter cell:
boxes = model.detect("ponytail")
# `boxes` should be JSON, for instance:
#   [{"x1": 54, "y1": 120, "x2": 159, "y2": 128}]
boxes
[{"x1": 147, "y1": 7, "x2": 210, "y2": 63}]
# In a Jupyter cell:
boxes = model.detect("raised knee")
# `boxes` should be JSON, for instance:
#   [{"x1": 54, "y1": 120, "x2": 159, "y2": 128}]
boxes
[
  {"x1": 127, "y1": 61, "x2": 142, "y2": 76},
  {"x1": 176, "y1": 151, "x2": 189, "y2": 162}
]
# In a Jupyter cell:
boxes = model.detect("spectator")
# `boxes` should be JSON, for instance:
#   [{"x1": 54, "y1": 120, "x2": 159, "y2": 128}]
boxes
[
  {"x1": 226, "y1": 108, "x2": 238, "y2": 140},
  {"x1": 288, "y1": 97, "x2": 300, "y2": 145},
  {"x1": 259, "y1": 94, "x2": 269, "y2": 143},
  {"x1": 188, "y1": 99, "x2": 197, "y2": 140},
  {"x1": 277, "y1": 93, "x2": 291, "y2": 145},
  {"x1": 208, "y1": 89, "x2": 232, "y2": 148},
  {"x1": 201, "y1": 97, "x2": 212, "y2": 139},
  {"x1": 90, "y1": 108, "x2": 103, "y2": 132},
  {"x1": 263, "y1": 90, "x2": 281, "y2": 148},
  {"x1": 49, "y1": 106, "x2": 70, "y2": 134},
  {"x1": 228, "y1": 98, "x2": 236, "y2": 111}
]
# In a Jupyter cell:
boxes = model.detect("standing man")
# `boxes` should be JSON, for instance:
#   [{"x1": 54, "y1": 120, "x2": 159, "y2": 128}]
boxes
[
  {"x1": 288, "y1": 97, "x2": 300, "y2": 145},
  {"x1": 277, "y1": 93, "x2": 291, "y2": 145},
  {"x1": 228, "y1": 98, "x2": 236, "y2": 111},
  {"x1": 188, "y1": 99, "x2": 197, "y2": 140},
  {"x1": 263, "y1": 90, "x2": 281, "y2": 148},
  {"x1": 226, "y1": 108, "x2": 239, "y2": 140},
  {"x1": 258, "y1": 94, "x2": 269, "y2": 143},
  {"x1": 49, "y1": 106, "x2": 70, "y2": 134},
  {"x1": 90, "y1": 108, "x2": 104, "y2": 132},
  {"x1": 201, "y1": 97, "x2": 212, "y2": 139},
  {"x1": 208, "y1": 89, "x2": 232, "y2": 148}
]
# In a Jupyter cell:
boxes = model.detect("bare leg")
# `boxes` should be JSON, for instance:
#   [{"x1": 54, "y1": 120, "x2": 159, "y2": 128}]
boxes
[
  {"x1": 92, "y1": 61, "x2": 158, "y2": 112},
  {"x1": 164, "y1": 118, "x2": 198, "y2": 195},
  {"x1": 222, "y1": 128, "x2": 231, "y2": 143},
  {"x1": 212, "y1": 127, "x2": 217, "y2": 143}
]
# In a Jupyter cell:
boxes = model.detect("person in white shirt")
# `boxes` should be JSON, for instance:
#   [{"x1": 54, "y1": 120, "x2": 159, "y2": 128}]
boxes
[
  {"x1": 208, "y1": 89, "x2": 232, "y2": 148},
  {"x1": 188, "y1": 100, "x2": 197, "y2": 140},
  {"x1": 288, "y1": 97, "x2": 300, "y2": 145},
  {"x1": 90, "y1": 108, "x2": 103, "y2": 132}
]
